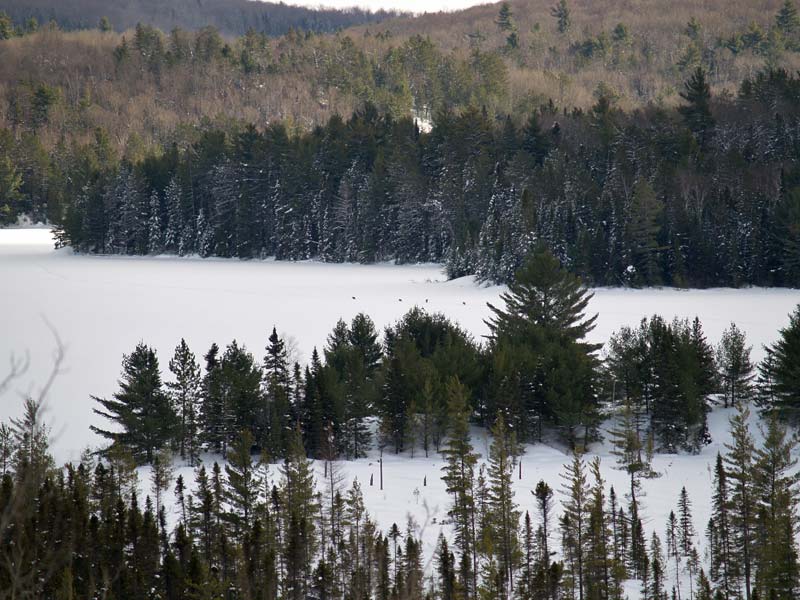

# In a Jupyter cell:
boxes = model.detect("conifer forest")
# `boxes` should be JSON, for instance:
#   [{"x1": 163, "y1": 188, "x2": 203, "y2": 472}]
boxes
[{"x1": 3, "y1": 0, "x2": 800, "y2": 599}]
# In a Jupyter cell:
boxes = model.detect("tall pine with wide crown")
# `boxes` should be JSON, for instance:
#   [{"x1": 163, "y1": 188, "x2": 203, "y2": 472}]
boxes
[
  {"x1": 486, "y1": 248, "x2": 600, "y2": 448},
  {"x1": 91, "y1": 342, "x2": 177, "y2": 464}
]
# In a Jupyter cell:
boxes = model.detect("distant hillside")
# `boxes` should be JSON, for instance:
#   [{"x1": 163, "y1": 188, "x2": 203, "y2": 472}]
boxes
[
  {"x1": 0, "y1": 0, "x2": 400, "y2": 37},
  {"x1": 0, "y1": 0, "x2": 799, "y2": 156}
]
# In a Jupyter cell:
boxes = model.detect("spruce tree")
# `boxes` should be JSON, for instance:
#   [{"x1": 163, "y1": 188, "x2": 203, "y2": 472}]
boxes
[
  {"x1": 264, "y1": 327, "x2": 292, "y2": 455},
  {"x1": 200, "y1": 343, "x2": 226, "y2": 454},
  {"x1": 280, "y1": 426, "x2": 318, "y2": 600},
  {"x1": 677, "y1": 486, "x2": 696, "y2": 556},
  {"x1": 550, "y1": 0, "x2": 571, "y2": 34},
  {"x1": 709, "y1": 452, "x2": 737, "y2": 597}
]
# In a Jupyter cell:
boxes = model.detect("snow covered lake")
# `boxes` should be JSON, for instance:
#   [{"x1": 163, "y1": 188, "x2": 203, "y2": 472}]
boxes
[{"x1": 1, "y1": 227, "x2": 798, "y2": 460}]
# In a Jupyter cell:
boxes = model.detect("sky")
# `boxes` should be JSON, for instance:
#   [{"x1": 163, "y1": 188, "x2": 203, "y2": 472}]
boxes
[{"x1": 281, "y1": 0, "x2": 490, "y2": 14}]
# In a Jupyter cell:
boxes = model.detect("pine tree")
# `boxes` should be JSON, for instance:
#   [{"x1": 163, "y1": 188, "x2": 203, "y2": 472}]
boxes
[
  {"x1": 725, "y1": 403, "x2": 756, "y2": 600},
  {"x1": 752, "y1": 414, "x2": 800, "y2": 598},
  {"x1": 677, "y1": 487, "x2": 696, "y2": 556},
  {"x1": 220, "y1": 340, "x2": 263, "y2": 452},
  {"x1": 225, "y1": 429, "x2": 262, "y2": 543},
  {"x1": 717, "y1": 323, "x2": 755, "y2": 408},
  {"x1": 761, "y1": 306, "x2": 800, "y2": 425},
  {"x1": 440, "y1": 376, "x2": 479, "y2": 598},
  {"x1": 485, "y1": 413, "x2": 520, "y2": 598},
  {"x1": 678, "y1": 67, "x2": 715, "y2": 150},
  {"x1": 91, "y1": 342, "x2": 178, "y2": 464},
  {"x1": 551, "y1": 0, "x2": 571, "y2": 34},
  {"x1": 280, "y1": 426, "x2": 318, "y2": 599},
  {"x1": 167, "y1": 338, "x2": 202, "y2": 464},
  {"x1": 560, "y1": 451, "x2": 590, "y2": 600},
  {"x1": 486, "y1": 248, "x2": 600, "y2": 447}
]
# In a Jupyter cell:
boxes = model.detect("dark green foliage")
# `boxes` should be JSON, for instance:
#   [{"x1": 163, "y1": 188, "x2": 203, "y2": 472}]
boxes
[
  {"x1": 91, "y1": 342, "x2": 178, "y2": 464},
  {"x1": 38, "y1": 67, "x2": 800, "y2": 289},
  {"x1": 716, "y1": 323, "x2": 754, "y2": 408},
  {"x1": 760, "y1": 305, "x2": 800, "y2": 425},
  {"x1": 487, "y1": 249, "x2": 600, "y2": 447},
  {"x1": 679, "y1": 67, "x2": 715, "y2": 150},
  {"x1": 606, "y1": 316, "x2": 715, "y2": 453}
]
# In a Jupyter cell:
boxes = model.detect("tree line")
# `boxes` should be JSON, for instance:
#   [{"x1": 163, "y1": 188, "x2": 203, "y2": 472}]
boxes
[
  {"x1": 1, "y1": 374, "x2": 798, "y2": 599},
  {"x1": 41, "y1": 66, "x2": 800, "y2": 288},
  {"x1": 0, "y1": 1, "x2": 397, "y2": 38},
  {"x1": 87, "y1": 250, "x2": 800, "y2": 469}
]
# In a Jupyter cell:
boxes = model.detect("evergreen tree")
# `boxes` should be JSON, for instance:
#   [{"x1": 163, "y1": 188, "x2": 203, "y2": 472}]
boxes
[
  {"x1": 167, "y1": 338, "x2": 202, "y2": 464},
  {"x1": 225, "y1": 429, "x2": 262, "y2": 543},
  {"x1": 9, "y1": 397, "x2": 55, "y2": 489},
  {"x1": 776, "y1": 0, "x2": 800, "y2": 36},
  {"x1": 146, "y1": 190, "x2": 163, "y2": 254},
  {"x1": 150, "y1": 449, "x2": 174, "y2": 534},
  {"x1": 761, "y1": 305, "x2": 800, "y2": 425},
  {"x1": 486, "y1": 249, "x2": 600, "y2": 447},
  {"x1": 551, "y1": 0, "x2": 571, "y2": 34},
  {"x1": 200, "y1": 343, "x2": 227, "y2": 454},
  {"x1": 440, "y1": 377, "x2": 479, "y2": 598},
  {"x1": 91, "y1": 342, "x2": 178, "y2": 463},
  {"x1": 716, "y1": 323, "x2": 754, "y2": 408},
  {"x1": 679, "y1": 67, "x2": 715, "y2": 150},
  {"x1": 264, "y1": 327, "x2": 292, "y2": 456},
  {"x1": 560, "y1": 451, "x2": 590, "y2": 600},
  {"x1": 485, "y1": 413, "x2": 520, "y2": 598},
  {"x1": 280, "y1": 426, "x2": 319, "y2": 599},
  {"x1": 752, "y1": 414, "x2": 800, "y2": 599},
  {"x1": 724, "y1": 404, "x2": 756, "y2": 600},
  {"x1": 677, "y1": 486, "x2": 696, "y2": 557}
]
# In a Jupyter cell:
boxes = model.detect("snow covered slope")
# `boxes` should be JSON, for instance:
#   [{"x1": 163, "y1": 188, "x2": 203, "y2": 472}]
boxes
[{"x1": 1, "y1": 228, "x2": 798, "y2": 461}]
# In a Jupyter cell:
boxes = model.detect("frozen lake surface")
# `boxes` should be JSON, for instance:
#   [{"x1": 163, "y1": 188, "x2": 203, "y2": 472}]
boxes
[{"x1": 2, "y1": 227, "x2": 798, "y2": 460}]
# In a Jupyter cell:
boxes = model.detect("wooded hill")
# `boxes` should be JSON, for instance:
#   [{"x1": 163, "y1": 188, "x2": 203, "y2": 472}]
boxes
[
  {"x1": 1, "y1": 0, "x2": 799, "y2": 156},
  {"x1": 0, "y1": 0, "x2": 399, "y2": 37}
]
